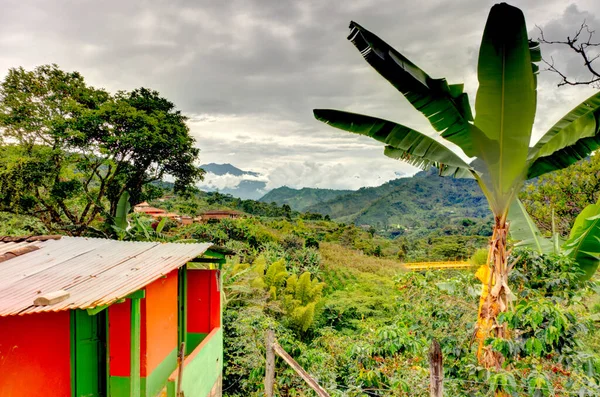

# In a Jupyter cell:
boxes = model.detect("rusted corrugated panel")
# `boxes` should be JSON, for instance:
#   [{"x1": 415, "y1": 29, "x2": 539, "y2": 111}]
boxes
[
  {"x1": 0, "y1": 241, "x2": 42, "y2": 256},
  {"x1": 0, "y1": 237, "x2": 212, "y2": 316}
]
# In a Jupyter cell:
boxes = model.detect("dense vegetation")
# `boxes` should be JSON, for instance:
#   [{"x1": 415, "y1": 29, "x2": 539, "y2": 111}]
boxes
[
  {"x1": 521, "y1": 152, "x2": 600, "y2": 237},
  {"x1": 167, "y1": 215, "x2": 599, "y2": 396},
  {"x1": 0, "y1": 65, "x2": 203, "y2": 235}
]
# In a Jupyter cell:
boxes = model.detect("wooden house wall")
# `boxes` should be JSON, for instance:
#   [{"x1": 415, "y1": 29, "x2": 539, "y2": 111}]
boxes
[
  {"x1": 186, "y1": 269, "x2": 221, "y2": 352},
  {"x1": 141, "y1": 269, "x2": 179, "y2": 397},
  {"x1": 0, "y1": 311, "x2": 71, "y2": 396}
]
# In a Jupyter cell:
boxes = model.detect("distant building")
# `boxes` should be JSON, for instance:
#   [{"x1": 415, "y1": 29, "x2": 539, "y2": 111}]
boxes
[
  {"x1": 199, "y1": 210, "x2": 241, "y2": 222},
  {"x1": 0, "y1": 235, "x2": 226, "y2": 397},
  {"x1": 134, "y1": 202, "x2": 167, "y2": 218},
  {"x1": 165, "y1": 212, "x2": 181, "y2": 221}
]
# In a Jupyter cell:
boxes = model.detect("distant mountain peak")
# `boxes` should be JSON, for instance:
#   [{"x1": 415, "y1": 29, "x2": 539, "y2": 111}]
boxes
[
  {"x1": 200, "y1": 163, "x2": 260, "y2": 177},
  {"x1": 198, "y1": 163, "x2": 266, "y2": 200}
]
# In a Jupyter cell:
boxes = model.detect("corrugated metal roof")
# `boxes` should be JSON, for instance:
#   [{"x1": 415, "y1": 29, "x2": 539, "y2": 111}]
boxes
[{"x1": 0, "y1": 237, "x2": 212, "y2": 317}]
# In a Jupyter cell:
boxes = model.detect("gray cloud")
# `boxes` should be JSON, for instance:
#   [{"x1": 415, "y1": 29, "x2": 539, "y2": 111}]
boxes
[{"x1": 0, "y1": 0, "x2": 597, "y2": 191}]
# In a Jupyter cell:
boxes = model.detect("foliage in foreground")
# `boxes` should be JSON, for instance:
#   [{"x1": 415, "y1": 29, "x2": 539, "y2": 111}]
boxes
[
  {"x1": 220, "y1": 220, "x2": 600, "y2": 396},
  {"x1": 520, "y1": 152, "x2": 600, "y2": 237}
]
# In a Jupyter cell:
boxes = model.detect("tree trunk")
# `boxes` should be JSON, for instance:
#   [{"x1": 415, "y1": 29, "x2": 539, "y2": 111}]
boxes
[{"x1": 475, "y1": 216, "x2": 510, "y2": 369}]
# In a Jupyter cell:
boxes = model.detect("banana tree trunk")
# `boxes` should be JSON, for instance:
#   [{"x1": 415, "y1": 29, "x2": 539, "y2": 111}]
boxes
[{"x1": 475, "y1": 217, "x2": 510, "y2": 369}]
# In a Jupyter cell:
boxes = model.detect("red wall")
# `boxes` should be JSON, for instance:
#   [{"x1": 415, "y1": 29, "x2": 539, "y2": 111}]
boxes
[
  {"x1": 109, "y1": 300, "x2": 131, "y2": 377},
  {"x1": 187, "y1": 269, "x2": 221, "y2": 333},
  {"x1": 141, "y1": 269, "x2": 178, "y2": 377},
  {"x1": 0, "y1": 312, "x2": 71, "y2": 396},
  {"x1": 109, "y1": 270, "x2": 179, "y2": 378}
]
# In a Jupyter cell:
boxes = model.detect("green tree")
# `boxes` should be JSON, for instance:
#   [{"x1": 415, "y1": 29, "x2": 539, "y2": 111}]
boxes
[
  {"x1": 520, "y1": 152, "x2": 600, "y2": 236},
  {"x1": 313, "y1": 4, "x2": 600, "y2": 367},
  {"x1": 0, "y1": 64, "x2": 203, "y2": 235}
]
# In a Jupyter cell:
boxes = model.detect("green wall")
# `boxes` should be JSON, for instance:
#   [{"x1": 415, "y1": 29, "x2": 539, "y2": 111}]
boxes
[{"x1": 167, "y1": 329, "x2": 223, "y2": 397}]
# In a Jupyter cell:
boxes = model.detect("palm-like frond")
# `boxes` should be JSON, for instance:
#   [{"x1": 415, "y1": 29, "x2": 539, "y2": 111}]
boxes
[
  {"x1": 563, "y1": 199, "x2": 600, "y2": 280},
  {"x1": 472, "y1": 3, "x2": 537, "y2": 215},
  {"x1": 508, "y1": 199, "x2": 553, "y2": 254},
  {"x1": 527, "y1": 91, "x2": 600, "y2": 179},
  {"x1": 347, "y1": 22, "x2": 477, "y2": 156},
  {"x1": 313, "y1": 109, "x2": 473, "y2": 177}
]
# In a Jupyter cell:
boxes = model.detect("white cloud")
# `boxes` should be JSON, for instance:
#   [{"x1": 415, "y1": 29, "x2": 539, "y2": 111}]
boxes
[
  {"x1": 0, "y1": 0, "x2": 598, "y2": 192},
  {"x1": 200, "y1": 171, "x2": 267, "y2": 191}
]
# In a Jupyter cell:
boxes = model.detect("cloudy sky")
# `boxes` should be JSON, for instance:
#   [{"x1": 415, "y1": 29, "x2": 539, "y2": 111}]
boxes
[{"x1": 1, "y1": 0, "x2": 598, "y2": 191}]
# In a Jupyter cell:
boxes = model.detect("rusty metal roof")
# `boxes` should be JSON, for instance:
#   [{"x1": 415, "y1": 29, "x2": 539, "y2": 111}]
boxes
[{"x1": 0, "y1": 236, "x2": 212, "y2": 317}]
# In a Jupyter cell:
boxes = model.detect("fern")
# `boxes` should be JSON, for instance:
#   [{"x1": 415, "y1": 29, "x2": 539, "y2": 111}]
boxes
[
  {"x1": 282, "y1": 271, "x2": 326, "y2": 332},
  {"x1": 264, "y1": 259, "x2": 288, "y2": 289}
]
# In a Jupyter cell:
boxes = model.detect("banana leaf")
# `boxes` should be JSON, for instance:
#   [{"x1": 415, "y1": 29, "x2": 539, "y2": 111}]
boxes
[
  {"x1": 527, "y1": 91, "x2": 600, "y2": 179},
  {"x1": 114, "y1": 191, "x2": 131, "y2": 230},
  {"x1": 563, "y1": 199, "x2": 600, "y2": 280},
  {"x1": 347, "y1": 22, "x2": 477, "y2": 156},
  {"x1": 473, "y1": 3, "x2": 536, "y2": 215},
  {"x1": 313, "y1": 109, "x2": 473, "y2": 176},
  {"x1": 155, "y1": 216, "x2": 167, "y2": 234},
  {"x1": 383, "y1": 146, "x2": 473, "y2": 178},
  {"x1": 508, "y1": 199, "x2": 553, "y2": 254}
]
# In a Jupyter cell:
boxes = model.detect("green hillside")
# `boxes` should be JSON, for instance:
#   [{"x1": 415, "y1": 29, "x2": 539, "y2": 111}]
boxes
[
  {"x1": 306, "y1": 170, "x2": 491, "y2": 236},
  {"x1": 259, "y1": 186, "x2": 352, "y2": 211}
]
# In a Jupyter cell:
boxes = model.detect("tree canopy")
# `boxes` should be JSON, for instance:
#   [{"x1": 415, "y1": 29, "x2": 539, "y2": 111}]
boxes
[
  {"x1": 520, "y1": 153, "x2": 600, "y2": 236},
  {"x1": 0, "y1": 64, "x2": 203, "y2": 235}
]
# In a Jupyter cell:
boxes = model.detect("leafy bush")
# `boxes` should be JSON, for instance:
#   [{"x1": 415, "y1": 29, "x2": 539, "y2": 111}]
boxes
[
  {"x1": 282, "y1": 234, "x2": 304, "y2": 251},
  {"x1": 282, "y1": 272, "x2": 325, "y2": 332}
]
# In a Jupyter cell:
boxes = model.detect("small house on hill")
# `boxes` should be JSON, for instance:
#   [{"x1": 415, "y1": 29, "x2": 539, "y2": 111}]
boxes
[
  {"x1": 134, "y1": 202, "x2": 168, "y2": 218},
  {"x1": 0, "y1": 235, "x2": 226, "y2": 397},
  {"x1": 200, "y1": 210, "x2": 241, "y2": 222}
]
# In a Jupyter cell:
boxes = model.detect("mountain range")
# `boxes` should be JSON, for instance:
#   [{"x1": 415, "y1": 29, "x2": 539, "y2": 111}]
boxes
[
  {"x1": 196, "y1": 164, "x2": 491, "y2": 235},
  {"x1": 260, "y1": 169, "x2": 491, "y2": 234}
]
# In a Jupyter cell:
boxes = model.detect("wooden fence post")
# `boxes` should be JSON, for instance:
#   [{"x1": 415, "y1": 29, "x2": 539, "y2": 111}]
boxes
[
  {"x1": 265, "y1": 329, "x2": 275, "y2": 397},
  {"x1": 429, "y1": 339, "x2": 443, "y2": 397},
  {"x1": 272, "y1": 342, "x2": 330, "y2": 397},
  {"x1": 177, "y1": 341, "x2": 186, "y2": 397}
]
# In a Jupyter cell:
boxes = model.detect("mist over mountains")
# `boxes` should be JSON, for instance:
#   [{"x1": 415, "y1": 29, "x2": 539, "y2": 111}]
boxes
[
  {"x1": 198, "y1": 163, "x2": 268, "y2": 200},
  {"x1": 197, "y1": 164, "x2": 490, "y2": 234}
]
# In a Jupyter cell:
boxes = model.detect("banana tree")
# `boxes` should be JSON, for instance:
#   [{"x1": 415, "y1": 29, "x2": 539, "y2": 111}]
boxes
[{"x1": 313, "y1": 3, "x2": 600, "y2": 368}]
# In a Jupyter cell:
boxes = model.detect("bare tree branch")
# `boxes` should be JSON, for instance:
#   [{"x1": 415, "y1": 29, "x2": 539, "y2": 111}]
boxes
[{"x1": 537, "y1": 21, "x2": 600, "y2": 88}]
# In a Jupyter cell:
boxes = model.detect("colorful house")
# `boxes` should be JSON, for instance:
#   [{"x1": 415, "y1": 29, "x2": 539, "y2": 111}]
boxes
[{"x1": 0, "y1": 235, "x2": 226, "y2": 397}]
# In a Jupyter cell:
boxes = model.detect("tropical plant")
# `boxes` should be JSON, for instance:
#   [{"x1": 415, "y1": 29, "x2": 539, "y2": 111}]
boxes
[
  {"x1": 509, "y1": 198, "x2": 600, "y2": 280},
  {"x1": 313, "y1": 3, "x2": 600, "y2": 367},
  {"x1": 282, "y1": 272, "x2": 325, "y2": 332},
  {"x1": 113, "y1": 192, "x2": 131, "y2": 230},
  {"x1": 520, "y1": 152, "x2": 600, "y2": 236}
]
